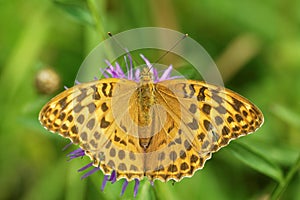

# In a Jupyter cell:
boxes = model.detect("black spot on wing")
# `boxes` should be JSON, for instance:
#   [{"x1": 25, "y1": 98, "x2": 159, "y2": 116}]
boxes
[
  {"x1": 211, "y1": 92, "x2": 223, "y2": 104},
  {"x1": 101, "y1": 102, "x2": 108, "y2": 112},
  {"x1": 187, "y1": 118, "x2": 199, "y2": 130},
  {"x1": 189, "y1": 84, "x2": 195, "y2": 98},
  {"x1": 58, "y1": 97, "x2": 68, "y2": 109},
  {"x1": 91, "y1": 85, "x2": 101, "y2": 100},
  {"x1": 215, "y1": 105, "x2": 227, "y2": 114},
  {"x1": 202, "y1": 104, "x2": 211, "y2": 115},
  {"x1": 77, "y1": 89, "x2": 87, "y2": 101},
  {"x1": 100, "y1": 117, "x2": 110, "y2": 128},
  {"x1": 101, "y1": 83, "x2": 108, "y2": 97},
  {"x1": 197, "y1": 86, "x2": 207, "y2": 101},
  {"x1": 203, "y1": 120, "x2": 213, "y2": 131},
  {"x1": 189, "y1": 103, "x2": 197, "y2": 114},
  {"x1": 87, "y1": 103, "x2": 96, "y2": 113},
  {"x1": 108, "y1": 83, "x2": 114, "y2": 97},
  {"x1": 232, "y1": 97, "x2": 244, "y2": 112}
]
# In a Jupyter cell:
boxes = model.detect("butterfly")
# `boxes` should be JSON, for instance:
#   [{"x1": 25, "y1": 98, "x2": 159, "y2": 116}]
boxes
[{"x1": 39, "y1": 66, "x2": 264, "y2": 183}]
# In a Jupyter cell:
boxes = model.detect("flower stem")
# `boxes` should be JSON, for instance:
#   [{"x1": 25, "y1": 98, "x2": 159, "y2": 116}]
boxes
[
  {"x1": 153, "y1": 182, "x2": 179, "y2": 200},
  {"x1": 86, "y1": 0, "x2": 106, "y2": 41},
  {"x1": 270, "y1": 154, "x2": 300, "y2": 200},
  {"x1": 85, "y1": 0, "x2": 115, "y2": 64}
]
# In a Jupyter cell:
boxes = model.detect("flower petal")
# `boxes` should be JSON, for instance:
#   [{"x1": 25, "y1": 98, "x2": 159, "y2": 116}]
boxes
[
  {"x1": 78, "y1": 162, "x2": 93, "y2": 172},
  {"x1": 124, "y1": 55, "x2": 133, "y2": 80},
  {"x1": 100, "y1": 68, "x2": 110, "y2": 78},
  {"x1": 62, "y1": 142, "x2": 73, "y2": 151},
  {"x1": 140, "y1": 54, "x2": 152, "y2": 71},
  {"x1": 105, "y1": 60, "x2": 114, "y2": 71},
  {"x1": 75, "y1": 80, "x2": 81, "y2": 85},
  {"x1": 115, "y1": 62, "x2": 126, "y2": 78},
  {"x1": 120, "y1": 180, "x2": 129, "y2": 196},
  {"x1": 109, "y1": 170, "x2": 116, "y2": 183},
  {"x1": 105, "y1": 60, "x2": 119, "y2": 77},
  {"x1": 135, "y1": 68, "x2": 140, "y2": 82},
  {"x1": 101, "y1": 175, "x2": 109, "y2": 191},
  {"x1": 150, "y1": 180, "x2": 154, "y2": 186},
  {"x1": 67, "y1": 148, "x2": 85, "y2": 160},
  {"x1": 126, "y1": 51, "x2": 133, "y2": 77},
  {"x1": 159, "y1": 65, "x2": 173, "y2": 81},
  {"x1": 81, "y1": 167, "x2": 100, "y2": 180},
  {"x1": 133, "y1": 179, "x2": 140, "y2": 197},
  {"x1": 153, "y1": 68, "x2": 159, "y2": 82}
]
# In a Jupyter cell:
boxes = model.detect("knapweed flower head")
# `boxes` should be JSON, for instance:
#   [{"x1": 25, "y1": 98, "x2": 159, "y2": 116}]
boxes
[
  {"x1": 102, "y1": 54, "x2": 177, "y2": 82},
  {"x1": 66, "y1": 53, "x2": 177, "y2": 197}
]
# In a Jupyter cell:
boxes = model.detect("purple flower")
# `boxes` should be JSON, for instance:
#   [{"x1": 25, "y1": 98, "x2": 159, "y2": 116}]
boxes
[
  {"x1": 65, "y1": 54, "x2": 177, "y2": 197},
  {"x1": 101, "y1": 53, "x2": 178, "y2": 82}
]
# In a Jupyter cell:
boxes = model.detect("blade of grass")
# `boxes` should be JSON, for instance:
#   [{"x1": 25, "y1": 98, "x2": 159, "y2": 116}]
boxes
[
  {"x1": 86, "y1": 0, "x2": 106, "y2": 40},
  {"x1": 154, "y1": 182, "x2": 179, "y2": 200},
  {"x1": 0, "y1": 3, "x2": 51, "y2": 103},
  {"x1": 53, "y1": 0, "x2": 93, "y2": 25},
  {"x1": 229, "y1": 142, "x2": 284, "y2": 183},
  {"x1": 270, "y1": 154, "x2": 300, "y2": 200},
  {"x1": 271, "y1": 104, "x2": 300, "y2": 128},
  {"x1": 65, "y1": 159, "x2": 87, "y2": 200},
  {"x1": 22, "y1": 158, "x2": 67, "y2": 200}
]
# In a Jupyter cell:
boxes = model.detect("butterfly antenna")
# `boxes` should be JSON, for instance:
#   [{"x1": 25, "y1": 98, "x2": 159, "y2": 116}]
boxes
[
  {"x1": 108, "y1": 32, "x2": 188, "y2": 75},
  {"x1": 147, "y1": 33, "x2": 188, "y2": 73},
  {"x1": 108, "y1": 32, "x2": 140, "y2": 68},
  {"x1": 108, "y1": 32, "x2": 128, "y2": 53}
]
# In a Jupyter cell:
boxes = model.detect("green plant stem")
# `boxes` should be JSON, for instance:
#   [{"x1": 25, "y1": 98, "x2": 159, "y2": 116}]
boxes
[
  {"x1": 270, "y1": 154, "x2": 300, "y2": 200},
  {"x1": 86, "y1": 0, "x2": 106, "y2": 41},
  {"x1": 153, "y1": 182, "x2": 179, "y2": 200},
  {"x1": 85, "y1": 0, "x2": 115, "y2": 63}
]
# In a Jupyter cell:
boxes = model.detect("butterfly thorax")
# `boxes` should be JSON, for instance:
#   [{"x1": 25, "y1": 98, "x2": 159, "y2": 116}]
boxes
[{"x1": 138, "y1": 68, "x2": 156, "y2": 125}]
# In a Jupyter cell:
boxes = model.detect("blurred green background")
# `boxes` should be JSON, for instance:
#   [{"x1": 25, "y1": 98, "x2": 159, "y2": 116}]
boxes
[{"x1": 0, "y1": 0, "x2": 300, "y2": 200}]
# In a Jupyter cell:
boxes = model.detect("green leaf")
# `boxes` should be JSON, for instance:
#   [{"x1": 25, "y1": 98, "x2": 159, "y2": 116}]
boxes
[
  {"x1": 53, "y1": 0, "x2": 93, "y2": 25},
  {"x1": 22, "y1": 159, "x2": 67, "y2": 200},
  {"x1": 154, "y1": 182, "x2": 180, "y2": 200},
  {"x1": 271, "y1": 154, "x2": 300, "y2": 200},
  {"x1": 139, "y1": 181, "x2": 155, "y2": 200},
  {"x1": 271, "y1": 104, "x2": 300, "y2": 128},
  {"x1": 65, "y1": 159, "x2": 86, "y2": 200},
  {"x1": 228, "y1": 142, "x2": 284, "y2": 183}
]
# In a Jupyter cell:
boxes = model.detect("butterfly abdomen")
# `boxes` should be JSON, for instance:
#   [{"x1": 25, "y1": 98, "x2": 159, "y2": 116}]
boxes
[{"x1": 137, "y1": 82, "x2": 156, "y2": 124}]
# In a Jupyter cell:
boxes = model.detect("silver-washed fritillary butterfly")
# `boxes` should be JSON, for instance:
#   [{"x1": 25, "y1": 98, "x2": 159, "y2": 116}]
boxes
[{"x1": 39, "y1": 65, "x2": 264, "y2": 183}]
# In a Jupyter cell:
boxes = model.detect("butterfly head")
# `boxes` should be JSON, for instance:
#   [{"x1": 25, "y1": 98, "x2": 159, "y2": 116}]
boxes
[{"x1": 140, "y1": 67, "x2": 153, "y2": 83}]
